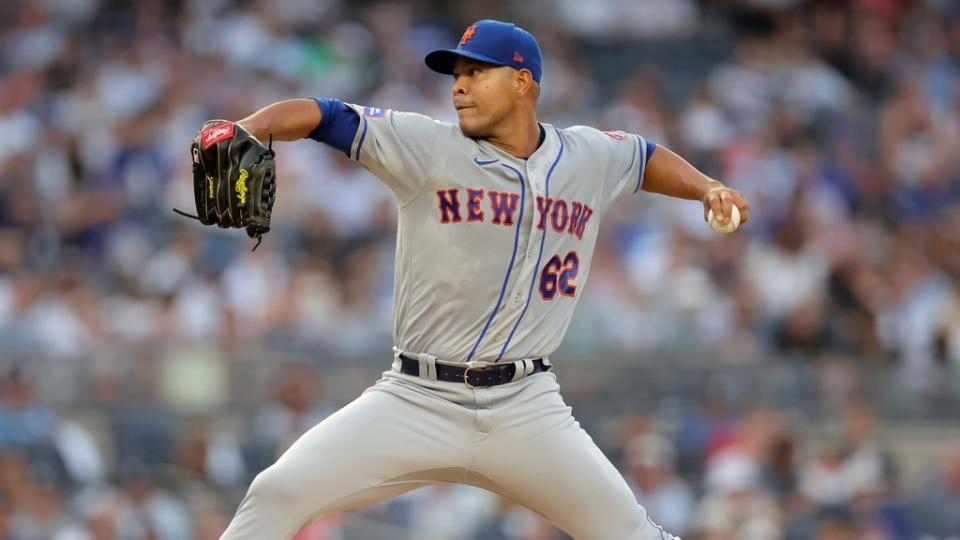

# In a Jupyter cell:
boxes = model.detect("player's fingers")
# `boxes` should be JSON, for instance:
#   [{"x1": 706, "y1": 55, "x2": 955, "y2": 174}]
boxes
[
  {"x1": 704, "y1": 192, "x2": 722, "y2": 222},
  {"x1": 719, "y1": 190, "x2": 733, "y2": 223},
  {"x1": 732, "y1": 191, "x2": 750, "y2": 224}
]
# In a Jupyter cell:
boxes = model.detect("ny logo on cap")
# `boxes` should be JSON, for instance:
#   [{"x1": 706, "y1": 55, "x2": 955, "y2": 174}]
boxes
[{"x1": 460, "y1": 24, "x2": 478, "y2": 45}]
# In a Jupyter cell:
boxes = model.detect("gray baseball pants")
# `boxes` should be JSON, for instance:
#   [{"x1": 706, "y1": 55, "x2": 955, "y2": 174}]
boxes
[{"x1": 220, "y1": 359, "x2": 675, "y2": 540}]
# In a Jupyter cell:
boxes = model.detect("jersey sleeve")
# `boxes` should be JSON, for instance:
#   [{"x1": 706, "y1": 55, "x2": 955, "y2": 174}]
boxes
[
  {"x1": 342, "y1": 104, "x2": 441, "y2": 205},
  {"x1": 307, "y1": 98, "x2": 359, "y2": 156},
  {"x1": 601, "y1": 130, "x2": 656, "y2": 206}
]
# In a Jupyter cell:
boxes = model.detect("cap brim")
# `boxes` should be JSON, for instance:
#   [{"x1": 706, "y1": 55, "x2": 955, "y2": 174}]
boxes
[{"x1": 424, "y1": 48, "x2": 506, "y2": 76}]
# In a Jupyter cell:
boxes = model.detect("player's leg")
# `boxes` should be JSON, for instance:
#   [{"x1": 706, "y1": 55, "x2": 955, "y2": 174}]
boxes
[
  {"x1": 220, "y1": 372, "x2": 474, "y2": 540},
  {"x1": 472, "y1": 373, "x2": 678, "y2": 540}
]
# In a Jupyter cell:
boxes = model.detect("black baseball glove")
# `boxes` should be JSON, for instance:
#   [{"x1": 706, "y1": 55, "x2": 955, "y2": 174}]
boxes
[{"x1": 175, "y1": 120, "x2": 277, "y2": 250}]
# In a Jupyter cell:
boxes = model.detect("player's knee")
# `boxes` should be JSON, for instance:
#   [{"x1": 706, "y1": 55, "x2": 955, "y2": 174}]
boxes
[
  {"x1": 563, "y1": 506, "x2": 652, "y2": 540},
  {"x1": 246, "y1": 464, "x2": 299, "y2": 507}
]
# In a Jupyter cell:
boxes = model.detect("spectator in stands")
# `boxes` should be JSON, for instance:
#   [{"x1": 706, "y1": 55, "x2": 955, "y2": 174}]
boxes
[
  {"x1": 908, "y1": 442, "x2": 960, "y2": 537},
  {"x1": 624, "y1": 433, "x2": 695, "y2": 535},
  {"x1": 0, "y1": 366, "x2": 56, "y2": 451},
  {"x1": 250, "y1": 363, "x2": 332, "y2": 465}
]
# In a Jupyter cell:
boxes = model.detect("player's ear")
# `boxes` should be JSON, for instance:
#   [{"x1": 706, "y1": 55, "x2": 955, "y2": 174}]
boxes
[{"x1": 515, "y1": 69, "x2": 534, "y2": 98}]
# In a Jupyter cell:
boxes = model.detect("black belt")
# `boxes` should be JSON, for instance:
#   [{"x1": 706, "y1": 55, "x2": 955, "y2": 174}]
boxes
[{"x1": 398, "y1": 354, "x2": 550, "y2": 388}]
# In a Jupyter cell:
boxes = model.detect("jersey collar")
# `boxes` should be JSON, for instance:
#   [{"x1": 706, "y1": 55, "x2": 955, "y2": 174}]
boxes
[{"x1": 475, "y1": 122, "x2": 556, "y2": 165}]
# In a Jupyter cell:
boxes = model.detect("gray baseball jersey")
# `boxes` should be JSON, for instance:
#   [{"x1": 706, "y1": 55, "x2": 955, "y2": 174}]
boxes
[
  {"x1": 220, "y1": 104, "x2": 678, "y2": 540},
  {"x1": 345, "y1": 104, "x2": 650, "y2": 364}
]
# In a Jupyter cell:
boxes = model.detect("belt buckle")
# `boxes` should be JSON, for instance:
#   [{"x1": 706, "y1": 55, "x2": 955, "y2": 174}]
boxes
[{"x1": 463, "y1": 362, "x2": 483, "y2": 389}]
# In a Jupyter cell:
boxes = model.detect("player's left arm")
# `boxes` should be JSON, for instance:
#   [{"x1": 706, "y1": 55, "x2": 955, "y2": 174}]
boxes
[
  {"x1": 237, "y1": 99, "x2": 323, "y2": 142},
  {"x1": 642, "y1": 145, "x2": 750, "y2": 225}
]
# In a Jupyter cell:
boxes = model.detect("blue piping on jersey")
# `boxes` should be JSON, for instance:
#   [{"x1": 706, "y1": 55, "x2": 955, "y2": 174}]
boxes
[
  {"x1": 496, "y1": 128, "x2": 565, "y2": 361},
  {"x1": 465, "y1": 164, "x2": 526, "y2": 363},
  {"x1": 354, "y1": 117, "x2": 369, "y2": 160}
]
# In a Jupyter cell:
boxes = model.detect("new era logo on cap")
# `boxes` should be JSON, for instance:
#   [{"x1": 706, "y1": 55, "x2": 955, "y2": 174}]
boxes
[{"x1": 513, "y1": 51, "x2": 524, "y2": 63}]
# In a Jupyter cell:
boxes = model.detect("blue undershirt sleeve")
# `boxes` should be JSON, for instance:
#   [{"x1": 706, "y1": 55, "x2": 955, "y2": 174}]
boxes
[
  {"x1": 645, "y1": 140, "x2": 657, "y2": 163},
  {"x1": 306, "y1": 98, "x2": 360, "y2": 155}
]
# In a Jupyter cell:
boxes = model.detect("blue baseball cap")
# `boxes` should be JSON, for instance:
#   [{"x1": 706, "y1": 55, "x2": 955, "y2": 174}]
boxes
[{"x1": 425, "y1": 19, "x2": 543, "y2": 84}]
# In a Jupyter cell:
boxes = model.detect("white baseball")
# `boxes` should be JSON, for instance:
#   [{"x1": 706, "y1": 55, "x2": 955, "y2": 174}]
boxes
[{"x1": 707, "y1": 205, "x2": 741, "y2": 234}]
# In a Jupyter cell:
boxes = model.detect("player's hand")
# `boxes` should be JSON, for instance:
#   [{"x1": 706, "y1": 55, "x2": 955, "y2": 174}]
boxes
[{"x1": 702, "y1": 183, "x2": 749, "y2": 225}]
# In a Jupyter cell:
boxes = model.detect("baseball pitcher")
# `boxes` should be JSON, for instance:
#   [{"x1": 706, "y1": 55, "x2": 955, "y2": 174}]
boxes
[{"x1": 196, "y1": 19, "x2": 749, "y2": 540}]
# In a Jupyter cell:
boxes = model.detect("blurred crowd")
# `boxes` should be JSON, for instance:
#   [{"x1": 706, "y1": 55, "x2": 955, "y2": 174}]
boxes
[
  {"x1": 1, "y1": 358, "x2": 959, "y2": 540},
  {"x1": 1, "y1": 0, "x2": 960, "y2": 538}
]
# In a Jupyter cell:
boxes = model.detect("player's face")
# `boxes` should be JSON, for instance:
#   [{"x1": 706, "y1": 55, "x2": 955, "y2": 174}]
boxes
[{"x1": 451, "y1": 58, "x2": 518, "y2": 138}]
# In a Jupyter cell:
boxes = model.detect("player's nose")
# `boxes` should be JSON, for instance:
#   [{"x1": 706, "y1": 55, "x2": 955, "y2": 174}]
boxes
[{"x1": 452, "y1": 76, "x2": 468, "y2": 95}]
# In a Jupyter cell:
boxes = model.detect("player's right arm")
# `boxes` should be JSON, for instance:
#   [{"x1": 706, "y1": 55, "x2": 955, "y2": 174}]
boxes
[
  {"x1": 237, "y1": 99, "x2": 322, "y2": 142},
  {"x1": 643, "y1": 145, "x2": 750, "y2": 225}
]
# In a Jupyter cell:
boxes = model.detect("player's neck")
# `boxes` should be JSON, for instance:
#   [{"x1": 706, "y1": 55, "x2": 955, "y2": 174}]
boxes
[{"x1": 486, "y1": 113, "x2": 541, "y2": 159}]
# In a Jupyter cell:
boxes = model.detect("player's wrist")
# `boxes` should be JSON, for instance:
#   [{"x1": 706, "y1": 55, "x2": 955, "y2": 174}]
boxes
[
  {"x1": 237, "y1": 118, "x2": 268, "y2": 143},
  {"x1": 699, "y1": 179, "x2": 724, "y2": 201}
]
